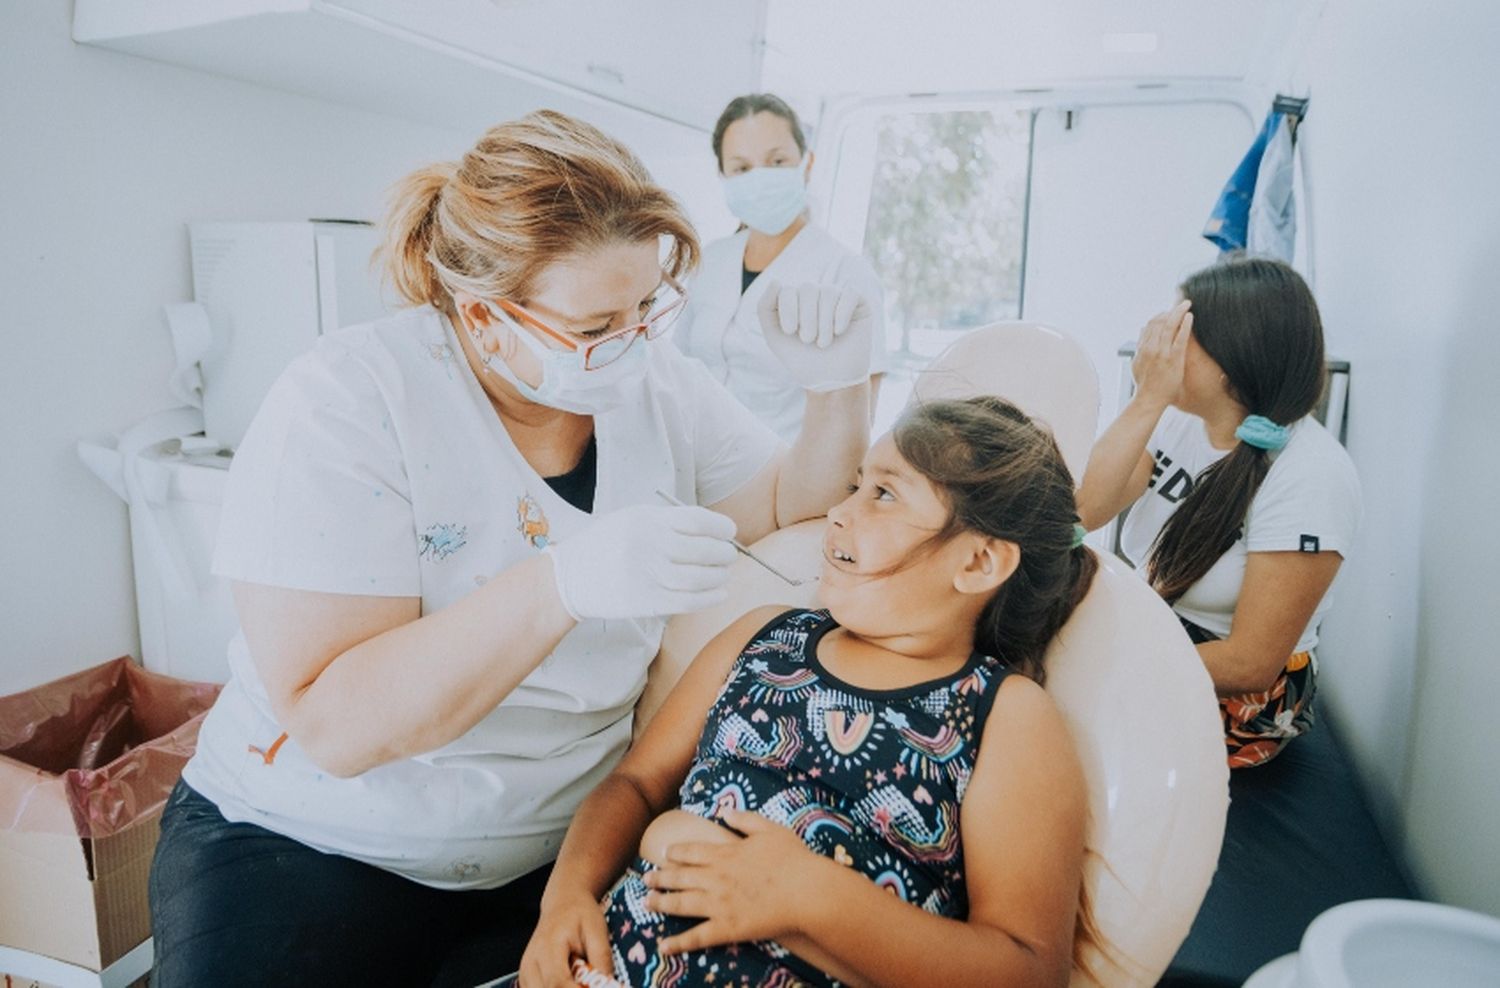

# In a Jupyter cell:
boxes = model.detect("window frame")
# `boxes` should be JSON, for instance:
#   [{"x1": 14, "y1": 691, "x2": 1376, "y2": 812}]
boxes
[{"x1": 810, "y1": 84, "x2": 1270, "y2": 321}]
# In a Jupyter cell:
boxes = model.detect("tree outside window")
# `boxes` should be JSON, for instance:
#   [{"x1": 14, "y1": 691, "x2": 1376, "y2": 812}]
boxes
[{"x1": 862, "y1": 109, "x2": 1032, "y2": 365}]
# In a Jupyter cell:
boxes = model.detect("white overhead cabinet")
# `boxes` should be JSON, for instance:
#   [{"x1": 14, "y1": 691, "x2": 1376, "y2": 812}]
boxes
[{"x1": 73, "y1": 0, "x2": 766, "y2": 147}]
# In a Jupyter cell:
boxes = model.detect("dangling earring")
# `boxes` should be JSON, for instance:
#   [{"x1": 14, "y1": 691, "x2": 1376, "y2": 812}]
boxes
[
  {"x1": 468, "y1": 326, "x2": 493, "y2": 369},
  {"x1": 466, "y1": 306, "x2": 512, "y2": 372}
]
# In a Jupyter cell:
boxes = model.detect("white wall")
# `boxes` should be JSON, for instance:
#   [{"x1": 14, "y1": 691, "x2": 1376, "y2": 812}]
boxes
[
  {"x1": 0, "y1": 3, "x2": 713, "y2": 696},
  {"x1": 1301, "y1": 0, "x2": 1500, "y2": 914},
  {"x1": 1023, "y1": 100, "x2": 1250, "y2": 420}
]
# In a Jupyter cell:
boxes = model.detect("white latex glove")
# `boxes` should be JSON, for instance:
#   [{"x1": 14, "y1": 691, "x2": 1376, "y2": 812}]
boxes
[
  {"x1": 542, "y1": 504, "x2": 739, "y2": 621},
  {"x1": 756, "y1": 280, "x2": 876, "y2": 392}
]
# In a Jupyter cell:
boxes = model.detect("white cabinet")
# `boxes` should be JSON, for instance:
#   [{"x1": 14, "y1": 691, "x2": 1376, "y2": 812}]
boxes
[
  {"x1": 337, "y1": 0, "x2": 766, "y2": 128},
  {"x1": 73, "y1": 0, "x2": 766, "y2": 150}
]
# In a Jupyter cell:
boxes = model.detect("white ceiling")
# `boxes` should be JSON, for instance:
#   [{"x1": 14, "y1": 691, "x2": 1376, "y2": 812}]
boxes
[{"x1": 763, "y1": 0, "x2": 1323, "y2": 105}]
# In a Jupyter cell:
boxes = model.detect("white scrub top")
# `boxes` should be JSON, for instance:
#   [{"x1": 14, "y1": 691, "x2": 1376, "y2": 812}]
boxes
[
  {"x1": 183, "y1": 306, "x2": 780, "y2": 889},
  {"x1": 672, "y1": 225, "x2": 889, "y2": 442}
]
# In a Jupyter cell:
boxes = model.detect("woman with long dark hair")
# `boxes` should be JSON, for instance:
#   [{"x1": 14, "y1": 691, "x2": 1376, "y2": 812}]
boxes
[{"x1": 1078, "y1": 256, "x2": 1361, "y2": 768}]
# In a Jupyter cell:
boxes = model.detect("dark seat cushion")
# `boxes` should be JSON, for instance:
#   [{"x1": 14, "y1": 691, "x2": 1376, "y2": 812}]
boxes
[{"x1": 1159, "y1": 711, "x2": 1417, "y2": 987}]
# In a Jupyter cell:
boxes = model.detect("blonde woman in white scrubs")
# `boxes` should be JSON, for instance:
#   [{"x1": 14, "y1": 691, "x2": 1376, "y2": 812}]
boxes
[
  {"x1": 147, "y1": 110, "x2": 874, "y2": 987},
  {"x1": 673, "y1": 93, "x2": 888, "y2": 441}
]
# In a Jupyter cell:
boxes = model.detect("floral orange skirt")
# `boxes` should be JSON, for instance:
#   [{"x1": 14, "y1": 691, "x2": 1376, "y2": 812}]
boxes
[
  {"x1": 1180, "y1": 618, "x2": 1317, "y2": 769},
  {"x1": 1220, "y1": 649, "x2": 1316, "y2": 769}
]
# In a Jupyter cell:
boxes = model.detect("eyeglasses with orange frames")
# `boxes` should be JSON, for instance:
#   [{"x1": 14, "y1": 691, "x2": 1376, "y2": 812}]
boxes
[{"x1": 493, "y1": 274, "x2": 688, "y2": 371}]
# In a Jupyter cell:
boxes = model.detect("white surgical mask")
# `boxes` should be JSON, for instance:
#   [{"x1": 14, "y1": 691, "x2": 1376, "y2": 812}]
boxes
[
  {"x1": 469, "y1": 304, "x2": 650, "y2": 415},
  {"x1": 722, "y1": 160, "x2": 808, "y2": 235}
]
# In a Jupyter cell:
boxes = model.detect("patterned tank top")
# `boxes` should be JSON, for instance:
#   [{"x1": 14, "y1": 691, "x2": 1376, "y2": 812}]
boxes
[
  {"x1": 685, "y1": 606, "x2": 1011, "y2": 911},
  {"x1": 602, "y1": 608, "x2": 1013, "y2": 986}
]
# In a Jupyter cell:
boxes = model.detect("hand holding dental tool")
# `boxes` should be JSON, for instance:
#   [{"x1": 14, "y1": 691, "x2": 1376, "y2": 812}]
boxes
[
  {"x1": 756, "y1": 279, "x2": 876, "y2": 392},
  {"x1": 655, "y1": 490, "x2": 810, "y2": 586},
  {"x1": 542, "y1": 503, "x2": 740, "y2": 620}
]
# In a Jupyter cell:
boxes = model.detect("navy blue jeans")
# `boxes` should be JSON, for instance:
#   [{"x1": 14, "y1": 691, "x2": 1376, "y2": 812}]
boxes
[{"x1": 148, "y1": 780, "x2": 549, "y2": 987}]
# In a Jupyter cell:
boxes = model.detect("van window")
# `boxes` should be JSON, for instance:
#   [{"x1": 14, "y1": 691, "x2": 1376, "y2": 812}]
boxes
[{"x1": 826, "y1": 106, "x2": 1033, "y2": 428}]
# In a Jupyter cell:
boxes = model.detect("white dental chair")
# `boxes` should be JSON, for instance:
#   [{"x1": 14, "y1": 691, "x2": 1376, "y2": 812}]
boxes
[
  {"x1": 909, "y1": 320, "x2": 1102, "y2": 480},
  {"x1": 639, "y1": 323, "x2": 1229, "y2": 986}
]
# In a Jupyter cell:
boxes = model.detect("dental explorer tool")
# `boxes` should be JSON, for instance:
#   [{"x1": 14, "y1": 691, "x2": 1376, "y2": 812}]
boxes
[{"x1": 653, "y1": 490, "x2": 810, "y2": 586}]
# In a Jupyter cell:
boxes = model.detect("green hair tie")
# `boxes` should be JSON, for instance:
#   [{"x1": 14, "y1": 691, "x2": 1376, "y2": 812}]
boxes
[
  {"x1": 1236, "y1": 414, "x2": 1290, "y2": 451},
  {"x1": 1071, "y1": 523, "x2": 1089, "y2": 549}
]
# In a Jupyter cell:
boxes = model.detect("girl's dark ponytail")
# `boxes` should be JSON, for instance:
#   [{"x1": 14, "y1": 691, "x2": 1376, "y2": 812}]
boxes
[{"x1": 1149, "y1": 444, "x2": 1270, "y2": 602}]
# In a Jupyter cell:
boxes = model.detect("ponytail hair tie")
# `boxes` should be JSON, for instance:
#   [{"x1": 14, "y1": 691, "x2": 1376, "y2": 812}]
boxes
[
  {"x1": 1071, "y1": 523, "x2": 1089, "y2": 549},
  {"x1": 1235, "y1": 414, "x2": 1290, "y2": 451}
]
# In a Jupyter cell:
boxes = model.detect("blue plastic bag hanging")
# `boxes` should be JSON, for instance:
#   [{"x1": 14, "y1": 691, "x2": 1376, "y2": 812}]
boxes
[
  {"x1": 1246, "y1": 115, "x2": 1298, "y2": 262},
  {"x1": 1203, "y1": 109, "x2": 1283, "y2": 254}
]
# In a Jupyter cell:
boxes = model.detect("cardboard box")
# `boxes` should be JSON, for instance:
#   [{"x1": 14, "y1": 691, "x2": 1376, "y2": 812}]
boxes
[{"x1": 0, "y1": 657, "x2": 219, "y2": 973}]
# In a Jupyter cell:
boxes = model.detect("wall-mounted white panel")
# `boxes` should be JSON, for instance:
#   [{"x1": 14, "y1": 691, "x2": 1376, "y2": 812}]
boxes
[
  {"x1": 328, "y1": 0, "x2": 766, "y2": 131},
  {"x1": 72, "y1": 0, "x2": 764, "y2": 158}
]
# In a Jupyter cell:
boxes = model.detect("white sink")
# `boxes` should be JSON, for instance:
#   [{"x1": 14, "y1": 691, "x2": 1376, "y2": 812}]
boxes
[{"x1": 1246, "y1": 899, "x2": 1500, "y2": 988}]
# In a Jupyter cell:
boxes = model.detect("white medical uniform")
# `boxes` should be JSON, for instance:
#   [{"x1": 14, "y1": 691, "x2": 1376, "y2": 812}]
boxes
[
  {"x1": 1119, "y1": 406, "x2": 1362, "y2": 652},
  {"x1": 672, "y1": 225, "x2": 889, "y2": 442},
  {"x1": 183, "y1": 306, "x2": 780, "y2": 890}
]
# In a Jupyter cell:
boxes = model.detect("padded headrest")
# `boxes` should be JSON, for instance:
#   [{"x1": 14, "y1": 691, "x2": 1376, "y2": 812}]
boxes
[
  {"x1": 1044, "y1": 550, "x2": 1228, "y2": 984},
  {"x1": 910, "y1": 321, "x2": 1100, "y2": 480}
]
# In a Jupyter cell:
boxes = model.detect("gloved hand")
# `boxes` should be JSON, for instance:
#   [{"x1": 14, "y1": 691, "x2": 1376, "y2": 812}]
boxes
[
  {"x1": 756, "y1": 280, "x2": 876, "y2": 392},
  {"x1": 543, "y1": 503, "x2": 739, "y2": 621}
]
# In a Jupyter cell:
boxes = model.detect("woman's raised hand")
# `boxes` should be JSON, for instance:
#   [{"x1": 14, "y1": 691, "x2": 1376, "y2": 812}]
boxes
[
  {"x1": 544, "y1": 504, "x2": 739, "y2": 621},
  {"x1": 757, "y1": 280, "x2": 875, "y2": 392},
  {"x1": 1132, "y1": 299, "x2": 1193, "y2": 409}
]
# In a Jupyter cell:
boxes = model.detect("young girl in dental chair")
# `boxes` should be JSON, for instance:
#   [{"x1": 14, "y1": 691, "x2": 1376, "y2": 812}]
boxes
[{"x1": 519, "y1": 397, "x2": 1096, "y2": 988}]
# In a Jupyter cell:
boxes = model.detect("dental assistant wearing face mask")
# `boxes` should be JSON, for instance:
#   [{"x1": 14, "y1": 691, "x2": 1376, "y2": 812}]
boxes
[
  {"x1": 672, "y1": 93, "x2": 889, "y2": 442},
  {"x1": 146, "y1": 111, "x2": 872, "y2": 987}
]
